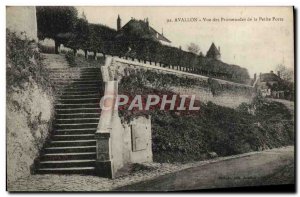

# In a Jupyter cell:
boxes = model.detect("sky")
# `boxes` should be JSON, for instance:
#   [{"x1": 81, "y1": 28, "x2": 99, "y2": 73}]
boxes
[{"x1": 76, "y1": 6, "x2": 294, "y2": 77}]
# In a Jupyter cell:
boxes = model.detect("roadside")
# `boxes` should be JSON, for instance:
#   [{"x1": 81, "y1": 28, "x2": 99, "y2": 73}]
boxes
[
  {"x1": 115, "y1": 146, "x2": 294, "y2": 191},
  {"x1": 8, "y1": 146, "x2": 294, "y2": 192}
]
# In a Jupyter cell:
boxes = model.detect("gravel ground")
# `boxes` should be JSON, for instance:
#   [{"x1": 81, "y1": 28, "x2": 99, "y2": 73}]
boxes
[{"x1": 8, "y1": 147, "x2": 293, "y2": 192}]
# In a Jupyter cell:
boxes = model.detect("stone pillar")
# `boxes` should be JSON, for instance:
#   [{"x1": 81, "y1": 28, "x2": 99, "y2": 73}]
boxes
[
  {"x1": 95, "y1": 80, "x2": 118, "y2": 178},
  {"x1": 95, "y1": 132, "x2": 113, "y2": 178}
]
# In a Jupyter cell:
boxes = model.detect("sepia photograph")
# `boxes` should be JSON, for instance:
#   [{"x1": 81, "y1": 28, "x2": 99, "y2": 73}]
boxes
[{"x1": 6, "y1": 5, "x2": 295, "y2": 192}]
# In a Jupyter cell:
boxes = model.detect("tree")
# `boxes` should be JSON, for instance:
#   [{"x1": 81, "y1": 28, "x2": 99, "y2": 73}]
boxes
[
  {"x1": 187, "y1": 43, "x2": 200, "y2": 55},
  {"x1": 75, "y1": 18, "x2": 90, "y2": 59},
  {"x1": 65, "y1": 17, "x2": 90, "y2": 58},
  {"x1": 36, "y1": 6, "x2": 78, "y2": 54},
  {"x1": 276, "y1": 64, "x2": 294, "y2": 82}
]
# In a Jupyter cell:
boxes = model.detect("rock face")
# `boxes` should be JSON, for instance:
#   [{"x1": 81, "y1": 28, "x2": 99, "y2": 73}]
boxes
[
  {"x1": 6, "y1": 6, "x2": 38, "y2": 41},
  {"x1": 6, "y1": 82, "x2": 54, "y2": 184}
]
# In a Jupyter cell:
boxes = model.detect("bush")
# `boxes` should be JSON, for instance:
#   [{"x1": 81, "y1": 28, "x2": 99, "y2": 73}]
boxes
[
  {"x1": 6, "y1": 29, "x2": 52, "y2": 94},
  {"x1": 38, "y1": 43, "x2": 55, "y2": 54},
  {"x1": 65, "y1": 51, "x2": 76, "y2": 67}
]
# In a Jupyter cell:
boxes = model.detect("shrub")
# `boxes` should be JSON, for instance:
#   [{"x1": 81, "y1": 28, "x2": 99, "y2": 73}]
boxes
[
  {"x1": 65, "y1": 51, "x2": 76, "y2": 67},
  {"x1": 38, "y1": 43, "x2": 55, "y2": 54},
  {"x1": 6, "y1": 29, "x2": 52, "y2": 94}
]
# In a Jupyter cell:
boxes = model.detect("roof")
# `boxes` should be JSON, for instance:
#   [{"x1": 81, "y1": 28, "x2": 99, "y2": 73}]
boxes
[
  {"x1": 116, "y1": 19, "x2": 171, "y2": 43},
  {"x1": 206, "y1": 43, "x2": 220, "y2": 57},
  {"x1": 260, "y1": 72, "x2": 281, "y2": 82}
]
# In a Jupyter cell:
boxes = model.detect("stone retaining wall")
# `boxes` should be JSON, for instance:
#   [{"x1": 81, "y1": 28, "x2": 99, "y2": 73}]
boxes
[{"x1": 106, "y1": 57, "x2": 256, "y2": 108}]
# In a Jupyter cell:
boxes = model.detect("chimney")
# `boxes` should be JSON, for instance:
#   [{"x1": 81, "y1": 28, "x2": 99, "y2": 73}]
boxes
[
  {"x1": 254, "y1": 73, "x2": 257, "y2": 81},
  {"x1": 277, "y1": 71, "x2": 281, "y2": 78},
  {"x1": 146, "y1": 18, "x2": 149, "y2": 29},
  {"x1": 259, "y1": 72, "x2": 262, "y2": 79},
  {"x1": 117, "y1": 15, "x2": 121, "y2": 31},
  {"x1": 162, "y1": 28, "x2": 164, "y2": 36},
  {"x1": 270, "y1": 70, "x2": 274, "y2": 74},
  {"x1": 218, "y1": 46, "x2": 220, "y2": 53}
]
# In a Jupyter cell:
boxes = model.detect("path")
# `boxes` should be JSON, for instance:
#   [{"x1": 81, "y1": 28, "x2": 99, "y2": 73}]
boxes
[
  {"x1": 115, "y1": 146, "x2": 294, "y2": 191},
  {"x1": 8, "y1": 146, "x2": 294, "y2": 191}
]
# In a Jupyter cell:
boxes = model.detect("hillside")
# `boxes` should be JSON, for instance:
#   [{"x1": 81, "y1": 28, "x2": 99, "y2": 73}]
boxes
[
  {"x1": 118, "y1": 72, "x2": 294, "y2": 162},
  {"x1": 6, "y1": 30, "x2": 55, "y2": 183}
]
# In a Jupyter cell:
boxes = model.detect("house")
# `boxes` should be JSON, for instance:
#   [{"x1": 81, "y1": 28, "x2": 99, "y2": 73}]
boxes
[
  {"x1": 254, "y1": 70, "x2": 290, "y2": 99},
  {"x1": 206, "y1": 42, "x2": 221, "y2": 60},
  {"x1": 116, "y1": 15, "x2": 172, "y2": 46}
]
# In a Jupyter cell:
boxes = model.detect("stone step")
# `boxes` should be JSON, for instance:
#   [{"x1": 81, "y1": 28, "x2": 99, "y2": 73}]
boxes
[
  {"x1": 58, "y1": 90, "x2": 101, "y2": 95},
  {"x1": 49, "y1": 69, "x2": 101, "y2": 73},
  {"x1": 55, "y1": 103, "x2": 99, "y2": 110},
  {"x1": 50, "y1": 76, "x2": 101, "y2": 81},
  {"x1": 50, "y1": 72, "x2": 101, "y2": 76},
  {"x1": 55, "y1": 118, "x2": 99, "y2": 124},
  {"x1": 55, "y1": 108, "x2": 101, "y2": 114},
  {"x1": 52, "y1": 134, "x2": 95, "y2": 141},
  {"x1": 54, "y1": 122, "x2": 98, "y2": 130},
  {"x1": 41, "y1": 152, "x2": 96, "y2": 161},
  {"x1": 59, "y1": 94, "x2": 100, "y2": 99},
  {"x1": 45, "y1": 146, "x2": 96, "y2": 154},
  {"x1": 49, "y1": 68, "x2": 100, "y2": 73},
  {"x1": 56, "y1": 113, "x2": 100, "y2": 119},
  {"x1": 39, "y1": 159, "x2": 96, "y2": 168},
  {"x1": 49, "y1": 66, "x2": 100, "y2": 69},
  {"x1": 50, "y1": 140, "x2": 96, "y2": 147},
  {"x1": 56, "y1": 98, "x2": 100, "y2": 104},
  {"x1": 53, "y1": 80, "x2": 102, "y2": 85},
  {"x1": 54, "y1": 128, "x2": 97, "y2": 135},
  {"x1": 36, "y1": 167, "x2": 95, "y2": 175},
  {"x1": 55, "y1": 85, "x2": 102, "y2": 90},
  {"x1": 58, "y1": 87, "x2": 100, "y2": 92}
]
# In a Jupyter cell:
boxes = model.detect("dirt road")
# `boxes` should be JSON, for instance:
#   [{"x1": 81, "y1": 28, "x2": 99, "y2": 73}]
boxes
[{"x1": 115, "y1": 146, "x2": 294, "y2": 191}]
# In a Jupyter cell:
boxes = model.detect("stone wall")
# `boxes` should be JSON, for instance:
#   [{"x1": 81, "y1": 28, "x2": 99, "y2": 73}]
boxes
[
  {"x1": 107, "y1": 57, "x2": 256, "y2": 108},
  {"x1": 6, "y1": 6, "x2": 38, "y2": 41}
]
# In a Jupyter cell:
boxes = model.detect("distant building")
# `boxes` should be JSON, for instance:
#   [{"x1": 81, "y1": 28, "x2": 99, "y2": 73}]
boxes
[
  {"x1": 206, "y1": 43, "x2": 221, "y2": 60},
  {"x1": 116, "y1": 15, "x2": 172, "y2": 46},
  {"x1": 254, "y1": 70, "x2": 289, "y2": 99}
]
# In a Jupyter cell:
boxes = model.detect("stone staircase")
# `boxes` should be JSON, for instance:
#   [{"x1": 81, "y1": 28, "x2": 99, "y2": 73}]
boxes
[{"x1": 34, "y1": 66, "x2": 103, "y2": 175}]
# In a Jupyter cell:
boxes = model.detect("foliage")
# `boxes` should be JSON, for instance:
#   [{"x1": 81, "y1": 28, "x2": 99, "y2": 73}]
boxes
[
  {"x1": 85, "y1": 23, "x2": 117, "y2": 54},
  {"x1": 187, "y1": 42, "x2": 200, "y2": 55},
  {"x1": 276, "y1": 64, "x2": 294, "y2": 82},
  {"x1": 118, "y1": 38, "x2": 249, "y2": 83},
  {"x1": 6, "y1": 30, "x2": 53, "y2": 93},
  {"x1": 36, "y1": 6, "x2": 78, "y2": 53},
  {"x1": 65, "y1": 51, "x2": 76, "y2": 67},
  {"x1": 66, "y1": 18, "x2": 89, "y2": 54}
]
